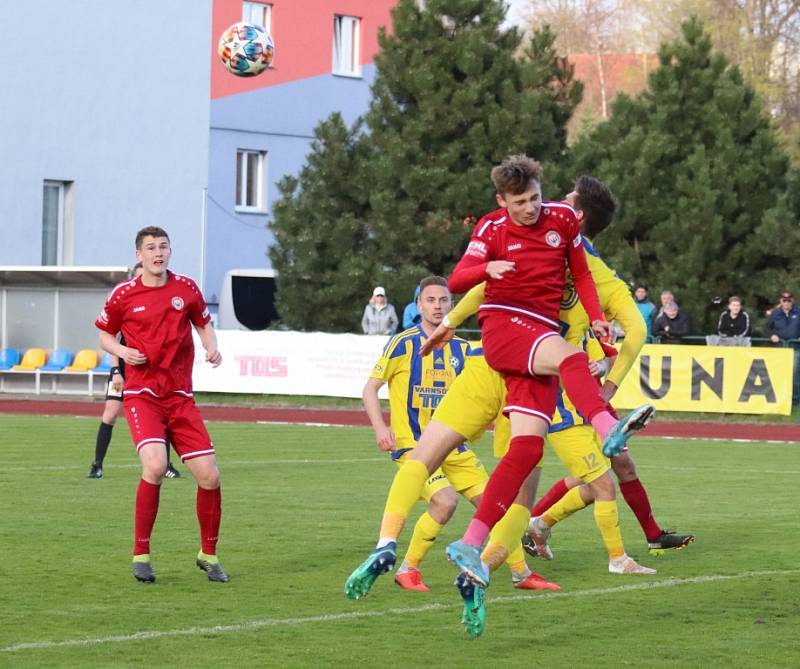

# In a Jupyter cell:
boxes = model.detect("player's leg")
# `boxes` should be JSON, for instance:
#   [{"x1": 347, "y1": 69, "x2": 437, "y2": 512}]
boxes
[
  {"x1": 395, "y1": 484, "x2": 458, "y2": 592},
  {"x1": 169, "y1": 397, "x2": 229, "y2": 583},
  {"x1": 533, "y1": 334, "x2": 654, "y2": 456},
  {"x1": 447, "y1": 402, "x2": 549, "y2": 587},
  {"x1": 612, "y1": 450, "x2": 695, "y2": 555},
  {"x1": 124, "y1": 395, "x2": 168, "y2": 583},
  {"x1": 88, "y1": 398, "x2": 123, "y2": 478}
]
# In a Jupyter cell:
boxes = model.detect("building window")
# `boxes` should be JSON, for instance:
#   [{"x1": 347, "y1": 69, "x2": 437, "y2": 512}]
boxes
[
  {"x1": 333, "y1": 15, "x2": 361, "y2": 77},
  {"x1": 42, "y1": 180, "x2": 65, "y2": 265},
  {"x1": 236, "y1": 149, "x2": 267, "y2": 212},
  {"x1": 242, "y1": 1, "x2": 272, "y2": 33}
]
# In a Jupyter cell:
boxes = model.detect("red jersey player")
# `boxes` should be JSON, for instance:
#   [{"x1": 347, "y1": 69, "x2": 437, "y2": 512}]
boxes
[
  {"x1": 444, "y1": 155, "x2": 654, "y2": 587},
  {"x1": 95, "y1": 226, "x2": 228, "y2": 584}
]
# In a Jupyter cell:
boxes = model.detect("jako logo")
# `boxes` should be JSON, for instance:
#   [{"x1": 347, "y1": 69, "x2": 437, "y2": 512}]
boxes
[{"x1": 235, "y1": 355, "x2": 288, "y2": 377}]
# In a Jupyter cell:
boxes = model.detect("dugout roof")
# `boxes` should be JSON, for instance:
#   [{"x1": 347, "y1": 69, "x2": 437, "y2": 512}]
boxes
[{"x1": 0, "y1": 266, "x2": 130, "y2": 289}]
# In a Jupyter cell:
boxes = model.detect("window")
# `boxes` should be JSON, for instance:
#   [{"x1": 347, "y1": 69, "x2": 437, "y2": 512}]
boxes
[
  {"x1": 236, "y1": 149, "x2": 267, "y2": 212},
  {"x1": 42, "y1": 181, "x2": 65, "y2": 265},
  {"x1": 333, "y1": 15, "x2": 361, "y2": 77},
  {"x1": 242, "y1": 1, "x2": 272, "y2": 33}
]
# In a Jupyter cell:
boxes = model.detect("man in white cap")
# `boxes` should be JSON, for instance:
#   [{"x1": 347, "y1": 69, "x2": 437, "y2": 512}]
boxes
[{"x1": 362, "y1": 286, "x2": 399, "y2": 335}]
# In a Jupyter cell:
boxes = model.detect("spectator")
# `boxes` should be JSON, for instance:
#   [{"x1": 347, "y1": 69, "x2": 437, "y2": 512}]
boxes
[
  {"x1": 718, "y1": 296, "x2": 751, "y2": 338},
  {"x1": 766, "y1": 291, "x2": 800, "y2": 344},
  {"x1": 362, "y1": 286, "x2": 399, "y2": 335},
  {"x1": 655, "y1": 290, "x2": 675, "y2": 321},
  {"x1": 653, "y1": 301, "x2": 691, "y2": 344},
  {"x1": 402, "y1": 285, "x2": 422, "y2": 330},
  {"x1": 633, "y1": 285, "x2": 656, "y2": 340}
]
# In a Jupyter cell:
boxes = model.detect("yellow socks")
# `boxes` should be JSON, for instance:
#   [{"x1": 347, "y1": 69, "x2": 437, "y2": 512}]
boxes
[
  {"x1": 379, "y1": 459, "x2": 429, "y2": 541},
  {"x1": 543, "y1": 486, "x2": 587, "y2": 526},
  {"x1": 403, "y1": 511, "x2": 443, "y2": 569},
  {"x1": 594, "y1": 499, "x2": 625, "y2": 559},
  {"x1": 482, "y1": 503, "x2": 531, "y2": 573}
]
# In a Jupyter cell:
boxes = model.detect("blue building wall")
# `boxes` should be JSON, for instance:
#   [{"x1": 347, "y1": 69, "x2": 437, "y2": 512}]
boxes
[
  {"x1": 0, "y1": 1, "x2": 212, "y2": 278},
  {"x1": 204, "y1": 65, "x2": 376, "y2": 302}
]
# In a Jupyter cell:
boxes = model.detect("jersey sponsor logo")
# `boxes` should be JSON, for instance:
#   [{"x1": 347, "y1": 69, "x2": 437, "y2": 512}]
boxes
[
  {"x1": 373, "y1": 363, "x2": 384, "y2": 374},
  {"x1": 171, "y1": 296, "x2": 185, "y2": 311},
  {"x1": 573, "y1": 233, "x2": 583, "y2": 247},
  {"x1": 98, "y1": 309, "x2": 109, "y2": 324},
  {"x1": 466, "y1": 240, "x2": 487, "y2": 257},
  {"x1": 545, "y1": 231, "x2": 561, "y2": 247},
  {"x1": 201, "y1": 307, "x2": 210, "y2": 319},
  {"x1": 412, "y1": 385, "x2": 448, "y2": 409},
  {"x1": 507, "y1": 243, "x2": 522, "y2": 251},
  {"x1": 132, "y1": 306, "x2": 146, "y2": 313}
]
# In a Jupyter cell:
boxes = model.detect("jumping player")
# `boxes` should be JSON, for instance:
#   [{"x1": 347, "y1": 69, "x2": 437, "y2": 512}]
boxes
[
  {"x1": 444, "y1": 155, "x2": 653, "y2": 588},
  {"x1": 95, "y1": 226, "x2": 227, "y2": 583}
]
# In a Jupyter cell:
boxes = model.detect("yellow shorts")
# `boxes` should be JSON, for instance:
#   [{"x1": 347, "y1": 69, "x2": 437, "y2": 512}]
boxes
[
  {"x1": 393, "y1": 447, "x2": 488, "y2": 502},
  {"x1": 546, "y1": 424, "x2": 609, "y2": 484},
  {"x1": 434, "y1": 354, "x2": 509, "y2": 457}
]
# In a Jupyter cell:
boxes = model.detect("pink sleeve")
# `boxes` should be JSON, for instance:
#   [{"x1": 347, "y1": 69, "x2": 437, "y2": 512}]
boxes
[{"x1": 566, "y1": 224, "x2": 605, "y2": 323}]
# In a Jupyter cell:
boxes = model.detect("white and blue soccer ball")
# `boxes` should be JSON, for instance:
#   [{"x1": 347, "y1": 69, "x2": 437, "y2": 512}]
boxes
[{"x1": 217, "y1": 22, "x2": 274, "y2": 77}]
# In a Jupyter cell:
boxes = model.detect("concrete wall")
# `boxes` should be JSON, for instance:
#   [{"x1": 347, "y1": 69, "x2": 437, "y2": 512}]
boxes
[{"x1": 0, "y1": 0, "x2": 212, "y2": 278}]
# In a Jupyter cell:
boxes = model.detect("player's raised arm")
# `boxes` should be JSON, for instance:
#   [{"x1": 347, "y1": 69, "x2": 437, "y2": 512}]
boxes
[{"x1": 420, "y1": 282, "x2": 486, "y2": 356}]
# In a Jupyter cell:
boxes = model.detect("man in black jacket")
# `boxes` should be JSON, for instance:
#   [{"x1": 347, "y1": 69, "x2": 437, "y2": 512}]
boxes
[
  {"x1": 718, "y1": 296, "x2": 751, "y2": 338},
  {"x1": 653, "y1": 302, "x2": 691, "y2": 344},
  {"x1": 767, "y1": 291, "x2": 800, "y2": 343}
]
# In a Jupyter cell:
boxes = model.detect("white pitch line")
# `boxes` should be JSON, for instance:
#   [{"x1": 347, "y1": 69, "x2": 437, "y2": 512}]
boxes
[
  {"x1": 648, "y1": 435, "x2": 796, "y2": 445},
  {"x1": 2, "y1": 569, "x2": 798, "y2": 654}
]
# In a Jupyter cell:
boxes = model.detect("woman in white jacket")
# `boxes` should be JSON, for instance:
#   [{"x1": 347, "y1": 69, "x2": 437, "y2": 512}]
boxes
[{"x1": 362, "y1": 286, "x2": 399, "y2": 335}]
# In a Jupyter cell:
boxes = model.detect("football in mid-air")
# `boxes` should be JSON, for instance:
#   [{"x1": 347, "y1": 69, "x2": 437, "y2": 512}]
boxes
[{"x1": 218, "y1": 22, "x2": 274, "y2": 77}]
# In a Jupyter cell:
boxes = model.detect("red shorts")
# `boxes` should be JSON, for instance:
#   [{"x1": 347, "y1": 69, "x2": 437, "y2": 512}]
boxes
[
  {"x1": 480, "y1": 311, "x2": 560, "y2": 424},
  {"x1": 123, "y1": 392, "x2": 214, "y2": 462}
]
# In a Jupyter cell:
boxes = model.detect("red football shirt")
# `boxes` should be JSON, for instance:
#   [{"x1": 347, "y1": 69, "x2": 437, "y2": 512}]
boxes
[
  {"x1": 95, "y1": 270, "x2": 211, "y2": 397},
  {"x1": 449, "y1": 203, "x2": 604, "y2": 327}
]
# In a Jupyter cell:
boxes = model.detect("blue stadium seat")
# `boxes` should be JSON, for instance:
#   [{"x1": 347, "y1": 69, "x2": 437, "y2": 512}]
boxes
[
  {"x1": 91, "y1": 351, "x2": 114, "y2": 373},
  {"x1": 39, "y1": 348, "x2": 74, "y2": 372},
  {"x1": 0, "y1": 348, "x2": 21, "y2": 370}
]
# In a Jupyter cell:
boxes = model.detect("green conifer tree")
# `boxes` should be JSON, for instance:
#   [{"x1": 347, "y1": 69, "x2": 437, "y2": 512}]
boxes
[
  {"x1": 570, "y1": 18, "x2": 800, "y2": 332},
  {"x1": 364, "y1": 0, "x2": 581, "y2": 296},
  {"x1": 268, "y1": 114, "x2": 373, "y2": 331}
]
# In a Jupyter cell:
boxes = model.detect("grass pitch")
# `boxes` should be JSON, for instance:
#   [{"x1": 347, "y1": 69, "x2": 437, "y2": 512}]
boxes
[{"x1": 1, "y1": 413, "x2": 798, "y2": 668}]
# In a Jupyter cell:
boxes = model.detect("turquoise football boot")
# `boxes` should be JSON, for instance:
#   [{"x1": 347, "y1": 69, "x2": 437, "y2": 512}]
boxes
[
  {"x1": 344, "y1": 542, "x2": 396, "y2": 600},
  {"x1": 445, "y1": 540, "x2": 489, "y2": 587},
  {"x1": 455, "y1": 572, "x2": 486, "y2": 638},
  {"x1": 601, "y1": 404, "x2": 655, "y2": 457}
]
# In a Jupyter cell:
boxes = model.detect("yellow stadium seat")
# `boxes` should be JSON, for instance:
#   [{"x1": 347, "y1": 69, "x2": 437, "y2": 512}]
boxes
[
  {"x1": 64, "y1": 349, "x2": 98, "y2": 372},
  {"x1": 12, "y1": 348, "x2": 47, "y2": 371}
]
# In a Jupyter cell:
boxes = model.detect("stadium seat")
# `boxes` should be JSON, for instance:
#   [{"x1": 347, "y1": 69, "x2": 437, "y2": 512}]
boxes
[
  {"x1": 12, "y1": 348, "x2": 47, "y2": 371},
  {"x1": 0, "y1": 348, "x2": 21, "y2": 370},
  {"x1": 64, "y1": 349, "x2": 98, "y2": 372},
  {"x1": 91, "y1": 351, "x2": 114, "y2": 373},
  {"x1": 39, "y1": 348, "x2": 74, "y2": 372}
]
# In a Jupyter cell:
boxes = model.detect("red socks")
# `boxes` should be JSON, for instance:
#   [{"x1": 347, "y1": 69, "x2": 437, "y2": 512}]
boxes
[
  {"x1": 531, "y1": 478, "x2": 569, "y2": 517},
  {"x1": 134, "y1": 479, "x2": 161, "y2": 555},
  {"x1": 619, "y1": 478, "x2": 662, "y2": 541},
  {"x1": 470, "y1": 436, "x2": 544, "y2": 541},
  {"x1": 558, "y1": 352, "x2": 615, "y2": 438},
  {"x1": 196, "y1": 486, "x2": 222, "y2": 555}
]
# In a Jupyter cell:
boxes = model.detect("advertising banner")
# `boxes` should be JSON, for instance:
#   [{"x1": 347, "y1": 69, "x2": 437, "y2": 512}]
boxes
[{"x1": 612, "y1": 344, "x2": 793, "y2": 416}]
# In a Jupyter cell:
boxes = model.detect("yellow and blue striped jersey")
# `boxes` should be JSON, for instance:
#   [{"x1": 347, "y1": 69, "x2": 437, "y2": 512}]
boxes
[
  {"x1": 370, "y1": 326, "x2": 470, "y2": 452},
  {"x1": 560, "y1": 237, "x2": 630, "y2": 345}
]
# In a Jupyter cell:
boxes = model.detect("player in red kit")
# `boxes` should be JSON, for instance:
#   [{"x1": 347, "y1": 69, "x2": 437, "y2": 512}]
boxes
[
  {"x1": 95, "y1": 226, "x2": 228, "y2": 584},
  {"x1": 444, "y1": 156, "x2": 654, "y2": 587}
]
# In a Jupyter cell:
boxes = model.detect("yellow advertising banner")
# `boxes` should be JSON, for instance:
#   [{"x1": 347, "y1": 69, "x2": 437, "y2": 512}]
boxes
[{"x1": 611, "y1": 345, "x2": 794, "y2": 416}]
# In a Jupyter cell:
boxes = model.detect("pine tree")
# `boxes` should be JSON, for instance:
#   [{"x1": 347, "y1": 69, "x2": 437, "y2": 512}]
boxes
[
  {"x1": 570, "y1": 17, "x2": 800, "y2": 331},
  {"x1": 268, "y1": 114, "x2": 373, "y2": 331},
  {"x1": 363, "y1": 0, "x2": 581, "y2": 297}
]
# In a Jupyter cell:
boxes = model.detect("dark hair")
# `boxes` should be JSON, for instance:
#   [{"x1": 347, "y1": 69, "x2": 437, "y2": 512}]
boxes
[
  {"x1": 135, "y1": 226, "x2": 170, "y2": 249},
  {"x1": 573, "y1": 176, "x2": 615, "y2": 238},
  {"x1": 418, "y1": 275, "x2": 448, "y2": 296},
  {"x1": 634, "y1": 284, "x2": 648, "y2": 291},
  {"x1": 491, "y1": 155, "x2": 543, "y2": 196}
]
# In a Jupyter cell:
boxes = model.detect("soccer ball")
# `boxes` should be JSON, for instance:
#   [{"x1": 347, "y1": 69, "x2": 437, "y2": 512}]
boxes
[{"x1": 217, "y1": 22, "x2": 274, "y2": 77}]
